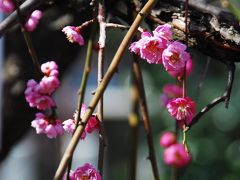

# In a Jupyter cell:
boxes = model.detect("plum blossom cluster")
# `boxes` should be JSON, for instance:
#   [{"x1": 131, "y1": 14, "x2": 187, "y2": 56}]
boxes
[
  {"x1": 25, "y1": 61, "x2": 60, "y2": 110},
  {"x1": 129, "y1": 24, "x2": 193, "y2": 77},
  {"x1": 25, "y1": 61, "x2": 64, "y2": 138},
  {"x1": 65, "y1": 163, "x2": 101, "y2": 180},
  {"x1": 62, "y1": 104, "x2": 100, "y2": 140},
  {"x1": 160, "y1": 131, "x2": 191, "y2": 168},
  {"x1": 62, "y1": 26, "x2": 85, "y2": 45}
]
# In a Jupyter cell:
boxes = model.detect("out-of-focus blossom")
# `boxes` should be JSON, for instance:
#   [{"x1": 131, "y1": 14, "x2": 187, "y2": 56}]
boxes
[
  {"x1": 0, "y1": 0, "x2": 14, "y2": 13},
  {"x1": 153, "y1": 24, "x2": 172, "y2": 40},
  {"x1": 25, "y1": 10, "x2": 43, "y2": 32},
  {"x1": 168, "y1": 58, "x2": 193, "y2": 77},
  {"x1": 62, "y1": 26, "x2": 85, "y2": 45},
  {"x1": 160, "y1": 131, "x2": 177, "y2": 148},
  {"x1": 166, "y1": 97, "x2": 196, "y2": 125},
  {"x1": 163, "y1": 143, "x2": 191, "y2": 168},
  {"x1": 31, "y1": 113, "x2": 64, "y2": 138},
  {"x1": 162, "y1": 41, "x2": 191, "y2": 72},
  {"x1": 161, "y1": 84, "x2": 182, "y2": 107},
  {"x1": 39, "y1": 76, "x2": 60, "y2": 94},
  {"x1": 66, "y1": 163, "x2": 101, "y2": 180},
  {"x1": 129, "y1": 31, "x2": 168, "y2": 64}
]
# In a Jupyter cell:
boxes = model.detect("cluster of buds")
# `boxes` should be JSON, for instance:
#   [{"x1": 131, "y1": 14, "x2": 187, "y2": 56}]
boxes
[{"x1": 160, "y1": 131, "x2": 191, "y2": 168}]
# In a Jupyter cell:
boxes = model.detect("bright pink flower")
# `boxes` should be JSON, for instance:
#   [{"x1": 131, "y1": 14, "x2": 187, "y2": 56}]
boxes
[
  {"x1": 44, "y1": 120, "x2": 64, "y2": 138},
  {"x1": 31, "y1": 113, "x2": 64, "y2": 138},
  {"x1": 34, "y1": 95, "x2": 55, "y2": 110},
  {"x1": 39, "y1": 76, "x2": 60, "y2": 94},
  {"x1": 25, "y1": 10, "x2": 43, "y2": 32},
  {"x1": 62, "y1": 26, "x2": 85, "y2": 45},
  {"x1": 160, "y1": 131, "x2": 177, "y2": 148},
  {"x1": 168, "y1": 58, "x2": 193, "y2": 77},
  {"x1": 63, "y1": 104, "x2": 99, "y2": 140},
  {"x1": 85, "y1": 115, "x2": 99, "y2": 133},
  {"x1": 69, "y1": 163, "x2": 101, "y2": 180},
  {"x1": 153, "y1": 24, "x2": 172, "y2": 40},
  {"x1": 166, "y1": 97, "x2": 196, "y2": 124},
  {"x1": 161, "y1": 84, "x2": 182, "y2": 107},
  {"x1": 0, "y1": 0, "x2": 14, "y2": 13},
  {"x1": 129, "y1": 31, "x2": 168, "y2": 64},
  {"x1": 31, "y1": 113, "x2": 48, "y2": 134},
  {"x1": 41, "y1": 61, "x2": 58, "y2": 77},
  {"x1": 162, "y1": 41, "x2": 191, "y2": 72},
  {"x1": 163, "y1": 143, "x2": 191, "y2": 168}
]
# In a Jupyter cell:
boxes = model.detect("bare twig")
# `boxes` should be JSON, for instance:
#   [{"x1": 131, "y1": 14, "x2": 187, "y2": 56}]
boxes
[
  {"x1": 132, "y1": 58, "x2": 159, "y2": 180},
  {"x1": 97, "y1": 0, "x2": 106, "y2": 176},
  {"x1": 53, "y1": 1, "x2": 156, "y2": 179},
  {"x1": 187, "y1": 62, "x2": 235, "y2": 130}
]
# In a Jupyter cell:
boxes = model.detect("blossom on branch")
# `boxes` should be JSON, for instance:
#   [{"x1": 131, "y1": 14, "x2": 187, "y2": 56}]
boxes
[
  {"x1": 62, "y1": 26, "x2": 85, "y2": 45},
  {"x1": 31, "y1": 113, "x2": 64, "y2": 138},
  {"x1": 162, "y1": 41, "x2": 191, "y2": 72},
  {"x1": 160, "y1": 84, "x2": 182, "y2": 107},
  {"x1": 63, "y1": 104, "x2": 99, "y2": 140},
  {"x1": 25, "y1": 10, "x2": 43, "y2": 32},
  {"x1": 166, "y1": 97, "x2": 196, "y2": 125},
  {"x1": 163, "y1": 143, "x2": 191, "y2": 168},
  {"x1": 65, "y1": 163, "x2": 101, "y2": 180},
  {"x1": 129, "y1": 24, "x2": 172, "y2": 64},
  {"x1": 0, "y1": 0, "x2": 14, "y2": 13},
  {"x1": 160, "y1": 131, "x2": 177, "y2": 148}
]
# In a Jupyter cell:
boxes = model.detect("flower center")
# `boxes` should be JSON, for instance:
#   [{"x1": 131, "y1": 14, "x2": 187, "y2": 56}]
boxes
[
  {"x1": 148, "y1": 41, "x2": 159, "y2": 53},
  {"x1": 170, "y1": 52, "x2": 180, "y2": 64},
  {"x1": 80, "y1": 175, "x2": 90, "y2": 180}
]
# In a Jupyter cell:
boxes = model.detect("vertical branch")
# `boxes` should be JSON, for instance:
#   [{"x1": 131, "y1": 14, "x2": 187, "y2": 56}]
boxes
[
  {"x1": 128, "y1": 55, "x2": 141, "y2": 180},
  {"x1": 13, "y1": 0, "x2": 41, "y2": 75},
  {"x1": 132, "y1": 59, "x2": 159, "y2": 180},
  {"x1": 53, "y1": 1, "x2": 156, "y2": 178},
  {"x1": 97, "y1": 0, "x2": 106, "y2": 176}
]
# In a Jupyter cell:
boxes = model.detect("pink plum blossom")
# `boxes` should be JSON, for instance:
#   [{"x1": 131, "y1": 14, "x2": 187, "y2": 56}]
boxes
[
  {"x1": 66, "y1": 163, "x2": 101, "y2": 180},
  {"x1": 41, "y1": 61, "x2": 59, "y2": 76},
  {"x1": 163, "y1": 143, "x2": 191, "y2": 168},
  {"x1": 162, "y1": 41, "x2": 191, "y2": 72},
  {"x1": 39, "y1": 76, "x2": 60, "y2": 94},
  {"x1": 161, "y1": 84, "x2": 182, "y2": 107},
  {"x1": 153, "y1": 24, "x2": 172, "y2": 40},
  {"x1": 168, "y1": 58, "x2": 193, "y2": 77},
  {"x1": 31, "y1": 113, "x2": 64, "y2": 138},
  {"x1": 25, "y1": 10, "x2": 43, "y2": 32},
  {"x1": 166, "y1": 97, "x2": 196, "y2": 125},
  {"x1": 160, "y1": 131, "x2": 177, "y2": 148},
  {"x1": 0, "y1": 0, "x2": 14, "y2": 13},
  {"x1": 129, "y1": 31, "x2": 168, "y2": 64},
  {"x1": 63, "y1": 104, "x2": 99, "y2": 140},
  {"x1": 62, "y1": 26, "x2": 85, "y2": 45}
]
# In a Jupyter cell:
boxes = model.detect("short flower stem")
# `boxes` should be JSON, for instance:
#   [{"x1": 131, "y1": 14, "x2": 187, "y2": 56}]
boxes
[
  {"x1": 97, "y1": 0, "x2": 106, "y2": 176},
  {"x1": 53, "y1": 1, "x2": 157, "y2": 179},
  {"x1": 132, "y1": 58, "x2": 159, "y2": 180}
]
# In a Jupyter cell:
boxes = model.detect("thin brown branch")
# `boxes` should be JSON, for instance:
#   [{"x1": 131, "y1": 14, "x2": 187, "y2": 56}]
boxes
[
  {"x1": 53, "y1": 1, "x2": 157, "y2": 179},
  {"x1": 97, "y1": 0, "x2": 106, "y2": 176},
  {"x1": 132, "y1": 58, "x2": 159, "y2": 180},
  {"x1": 187, "y1": 62, "x2": 235, "y2": 130}
]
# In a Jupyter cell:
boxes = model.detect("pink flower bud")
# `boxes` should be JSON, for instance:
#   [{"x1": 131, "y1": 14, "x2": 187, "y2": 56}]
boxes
[
  {"x1": 25, "y1": 10, "x2": 42, "y2": 32},
  {"x1": 160, "y1": 131, "x2": 177, "y2": 148},
  {"x1": 163, "y1": 143, "x2": 191, "y2": 168},
  {"x1": 0, "y1": 0, "x2": 15, "y2": 13},
  {"x1": 62, "y1": 26, "x2": 85, "y2": 45}
]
